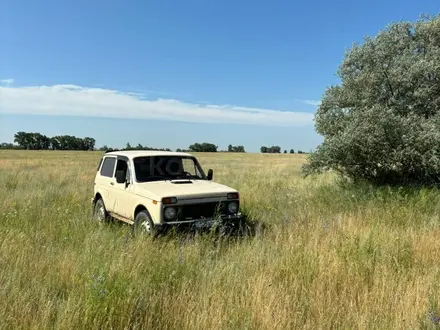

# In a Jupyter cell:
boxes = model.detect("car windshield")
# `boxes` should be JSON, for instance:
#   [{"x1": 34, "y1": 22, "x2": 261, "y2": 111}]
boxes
[{"x1": 133, "y1": 156, "x2": 206, "y2": 182}]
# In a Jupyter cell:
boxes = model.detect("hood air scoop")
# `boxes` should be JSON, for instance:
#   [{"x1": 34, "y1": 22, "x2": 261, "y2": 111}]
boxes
[{"x1": 170, "y1": 179, "x2": 193, "y2": 184}]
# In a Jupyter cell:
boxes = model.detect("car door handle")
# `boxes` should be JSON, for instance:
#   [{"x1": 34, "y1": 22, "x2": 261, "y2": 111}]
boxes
[{"x1": 110, "y1": 182, "x2": 114, "y2": 185}]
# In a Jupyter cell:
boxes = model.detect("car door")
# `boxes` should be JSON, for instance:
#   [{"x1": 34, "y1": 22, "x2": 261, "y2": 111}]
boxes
[
  {"x1": 111, "y1": 156, "x2": 134, "y2": 219},
  {"x1": 97, "y1": 155, "x2": 117, "y2": 212}
]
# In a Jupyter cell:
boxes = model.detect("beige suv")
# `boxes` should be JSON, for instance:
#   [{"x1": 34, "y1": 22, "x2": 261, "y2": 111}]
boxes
[{"x1": 91, "y1": 150, "x2": 243, "y2": 235}]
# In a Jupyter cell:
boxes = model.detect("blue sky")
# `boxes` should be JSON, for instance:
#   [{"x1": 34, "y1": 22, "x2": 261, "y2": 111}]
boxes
[{"x1": 1, "y1": 0, "x2": 439, "y2": 152}]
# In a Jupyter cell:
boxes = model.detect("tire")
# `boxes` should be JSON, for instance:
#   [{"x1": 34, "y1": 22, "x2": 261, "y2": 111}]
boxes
[
  {"x1": 133, "y1": 210, "x2": 159, "y2": 237},
  {"x1": 93, "y1": 198, "x2": 109, "y2": 223}
]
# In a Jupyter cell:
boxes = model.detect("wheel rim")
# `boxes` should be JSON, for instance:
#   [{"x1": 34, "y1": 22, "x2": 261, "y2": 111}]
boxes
[
  {"x1": 95, "y1": 203, "x2": 105, "y2": 221},
  {"x1": 140, "y1": 218, "x2": 151, "y2": 234},
  {"x1": 134, "y1": 214, "x2": 152, "y2": 235}
]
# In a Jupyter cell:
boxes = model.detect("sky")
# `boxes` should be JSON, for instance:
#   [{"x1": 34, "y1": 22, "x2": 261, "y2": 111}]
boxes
[{"x1": 1, "y1": 0, "x2": 439, "y2": 152}]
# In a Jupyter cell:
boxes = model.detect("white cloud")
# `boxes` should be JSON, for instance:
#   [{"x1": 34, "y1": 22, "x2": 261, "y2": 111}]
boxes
[
  {"x1": 0, "y1": 83, "x2": 315, "y2": 126},
  {"x1": 0, "y1": 79, "x2": 14, "y2": 85},
  {"x1": 300, "y1": 99, "x2": 321, "y2": 106}
]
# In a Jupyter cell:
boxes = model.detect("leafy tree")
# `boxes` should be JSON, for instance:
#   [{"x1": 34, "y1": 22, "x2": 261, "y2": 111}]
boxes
[
  {"x1": 13, "y1": 132, "x2": 50, "y2": 150},
  {"x1": 289, "y1": 149, "x2": 295, "y2": 154},
  {"x1": 13, "y1": 132, "x2": 31, "y2": 149},
  {"x1": 188, "y1": 142, "x2": 218, "y2": 152},
  {"x1": 227, "y1": 144, "x2": 245, "y2": 152},
  {"x1": 50, "y1": 137, "x2": 59, "y2": 150},
  {"x1": 261, "y1": 145, "x2": 281, "y2": 153},
  {"x1": 0, "y1": 143, "x2": 20, "y2": 149},
  {"x1": 284, "y1": 150, "x2": 287, "y2": 153},
  {"x1": 82, "y1": 137, "x2": 96, "y2": 150},
  {"x1": 302, "y1": 15, "x2": 440, "y2": 186}
]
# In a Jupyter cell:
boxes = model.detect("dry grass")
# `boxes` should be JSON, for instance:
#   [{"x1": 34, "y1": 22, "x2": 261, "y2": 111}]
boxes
[{"x1": 1, "y1": 150, "x2": 440, "y2": 329}]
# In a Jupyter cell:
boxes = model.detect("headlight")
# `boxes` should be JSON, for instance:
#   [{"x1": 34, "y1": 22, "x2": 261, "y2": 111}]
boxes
[
  {"x1": 164, "y1": 207, "x2": 177, "y2": 220},
  {"x1": 227, "y1": 202, "x2": 238, "y2": 214}
]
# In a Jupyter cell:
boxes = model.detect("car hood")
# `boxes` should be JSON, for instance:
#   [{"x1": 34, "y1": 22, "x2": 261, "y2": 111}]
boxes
[{"x1": 134, "y1": 179, "x2": 238, "y2": 200}]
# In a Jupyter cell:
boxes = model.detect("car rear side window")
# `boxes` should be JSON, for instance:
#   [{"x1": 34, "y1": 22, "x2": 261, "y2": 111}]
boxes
[{"x1": 100, "y1": 157, "x2": 116, "y2": 177}]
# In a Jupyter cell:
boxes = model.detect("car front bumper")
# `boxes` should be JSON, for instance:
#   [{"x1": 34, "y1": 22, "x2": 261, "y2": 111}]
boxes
[{"x1": 162, "y1": 213, "x2": 244, "y2": 229}]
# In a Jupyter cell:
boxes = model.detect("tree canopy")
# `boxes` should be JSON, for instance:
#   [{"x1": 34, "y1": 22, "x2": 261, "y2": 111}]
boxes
[
  {"x1": 227, "y1": 144, "x2": 245, "y2": 152},
  {"x1": 302, "y1": 15, "x2": 440, "y2": 186},
  {"x1": 188, "y1": 142, "x2": 218, "y2": 152},
  {"x1": 260, "y1": 145, "x2": 281, "y2": 153}
]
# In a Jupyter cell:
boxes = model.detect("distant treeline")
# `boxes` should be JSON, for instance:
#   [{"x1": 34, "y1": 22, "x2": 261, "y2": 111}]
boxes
[
  {"x1": 102, "y1": 143, "x2": 172, "y2": 152},
  {"x1": 260, "y1": 146, "x2": 308, "y2": 154},
  {"x1": 7, "y1": 132, "x2": 96, "y2": 150},
  {"x1": 0, "y1": 131, "x2": 306, "y2": 153}
]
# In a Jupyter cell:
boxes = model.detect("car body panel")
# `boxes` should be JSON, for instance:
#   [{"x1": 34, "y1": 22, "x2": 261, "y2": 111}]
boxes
[
  {"x1": 94, "y1": 155, "x2": 117, "y2": 212},
  {"x1": 133, "y1": 179, "x2": 238, "y2": 200}
]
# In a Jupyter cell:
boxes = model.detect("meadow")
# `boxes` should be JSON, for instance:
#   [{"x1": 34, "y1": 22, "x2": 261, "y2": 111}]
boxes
[{"x1": 2, "y1": 150, "x2": 440, "y2": 329}]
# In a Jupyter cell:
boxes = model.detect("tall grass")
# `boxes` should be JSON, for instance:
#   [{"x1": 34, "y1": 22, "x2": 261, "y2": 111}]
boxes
[{"x1": 1, "y1": 150, "x2": 440, "y2": 329}]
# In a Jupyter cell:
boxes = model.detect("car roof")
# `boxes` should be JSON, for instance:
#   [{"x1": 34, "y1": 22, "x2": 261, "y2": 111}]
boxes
[{"x1": 103, "y1": 150, "x2": 194, "y2": 159}]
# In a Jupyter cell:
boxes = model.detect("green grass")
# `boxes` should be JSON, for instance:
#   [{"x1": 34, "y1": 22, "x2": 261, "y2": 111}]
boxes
[{"x1": 1, "y1": 150, "x2": 440, "y2": 329}]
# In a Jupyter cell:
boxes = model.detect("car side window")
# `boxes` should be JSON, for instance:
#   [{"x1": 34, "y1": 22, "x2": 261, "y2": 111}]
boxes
[
  {"x1": 100, "y1": 157, "x2": 116, "y2": 177},
  {"x1": 115, "y1": 159, "x2": 130, "y2": 181}
]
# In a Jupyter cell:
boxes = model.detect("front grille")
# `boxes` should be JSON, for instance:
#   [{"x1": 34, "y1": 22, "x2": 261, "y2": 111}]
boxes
[{"x1": 178, "y1": 202, "x2": 225, "y2": 220}]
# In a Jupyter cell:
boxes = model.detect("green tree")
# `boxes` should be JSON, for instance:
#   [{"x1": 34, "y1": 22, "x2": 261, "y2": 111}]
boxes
[
  {"x1": 228, "y1": 145, "x2": 245, "y2": 152},
  {"x1": 260, "y1": 145, "x2": 280, "y2": 153},
  {"x1": 289, "y1": 149, "x2": 295, "y2": 154},
  {"x1": 0, "y1": 143, "x2": 19, "y2": 149},
  {"x1": 188, "y1": 143, "x2": 218, "y2": 152},
  {"x1": 13, "y1": 132, "x2": 31, "y2": 149},
  {"x1": 83, "y1": 137, "x2": 96, "y2": 150},
  {"x1": 302, "y1": 15, "x2": 440, "y2": 186},
  {"x1": 13, "y1": 132, "x2": 50, "y2": 150}
]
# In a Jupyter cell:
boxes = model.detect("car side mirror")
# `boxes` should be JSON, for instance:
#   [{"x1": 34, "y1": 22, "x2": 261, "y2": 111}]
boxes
[
  {"x1": 115, "y1": 170, "x2": 126, "y2": 184},
  {"x1": 207, "y1": 169, "x2": 213, "y2": 180}
]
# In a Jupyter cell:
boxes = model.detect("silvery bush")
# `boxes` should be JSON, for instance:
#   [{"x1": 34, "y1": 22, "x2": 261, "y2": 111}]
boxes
[{"x1": 302, "y1": 15, "x2": 440, "y2": 186}]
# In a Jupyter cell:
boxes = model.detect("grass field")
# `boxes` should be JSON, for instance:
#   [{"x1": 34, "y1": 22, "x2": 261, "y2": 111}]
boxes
[{"x1": 2, "y1": 150, "x2": 440, "y2": 329}]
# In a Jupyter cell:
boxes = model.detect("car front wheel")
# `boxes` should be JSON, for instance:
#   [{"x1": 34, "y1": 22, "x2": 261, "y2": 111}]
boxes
[
  {"x1": 133, "y1": 210, "x2": 159, "y2": 237},
  {"x1": 93, "y1": 198, "x2": 108, "y2": 223}
]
